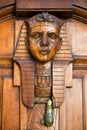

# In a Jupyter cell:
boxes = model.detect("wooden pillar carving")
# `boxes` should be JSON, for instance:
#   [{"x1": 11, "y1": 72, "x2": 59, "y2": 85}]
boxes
[
  {"x1": 13, "y1": 0, "x2": 73, "y2": 129},
  {"x1": 13, "y1": 13, "x2": 73, "y2": 129}
]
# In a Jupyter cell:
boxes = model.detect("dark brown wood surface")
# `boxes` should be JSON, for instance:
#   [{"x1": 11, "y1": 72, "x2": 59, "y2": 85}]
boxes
[
  {"x1": 0, "y1": 0, "x2": 15, "y2": 8},
  {"x1": 73, "y1": 0, "x2": 87, "y2": 8},
  {"x1": 0, "y1": 0, "x2": 86, "y2": 9},
  {"x1": 17, "y1": 0, "x2": 72, "y2": 9},
  {"x1": 0, "y1": 0, "x2": 86, "y2": 23},
  {"x1": 0, "y1": 0, "x2": 87, "y2": 130},
  {"x1": 16, "y1": 0, "x2": 72, "y2": 17},
  {"x1": 0, "y1": 18, "x2": 86, "y2": 130}
]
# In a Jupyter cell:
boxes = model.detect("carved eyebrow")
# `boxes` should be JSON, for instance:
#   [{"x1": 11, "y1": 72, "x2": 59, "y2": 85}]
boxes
[
  {"x1": 47, "y1": 31, "x2": 59, "y2": 35},
  {"x1": 48, "y1": 28, "x2": 59, "y2": 32}
]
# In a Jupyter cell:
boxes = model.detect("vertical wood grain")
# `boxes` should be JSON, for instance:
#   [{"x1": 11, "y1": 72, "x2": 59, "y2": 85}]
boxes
[
  {"x1": 20, "y1": 91, "x2": 28, "y2": 130},
  {"x1": 66, "y1": 79, "x2": 83, "y2": 130},
  {"x1": 52, "y1": 108, "x2": 59, "y2": 130},
  {"x1": 0, "y1": 19, "x2": 14, "y2": 55},
  {"x1": 0, "y1": 65, "x2": 13, "y2": 130},
  {"x1": 72, "y1": 20, "x2": 87, "y2": 56},
  {"x1": 2, "y1": 77, "x2": 19, "y2": 130},
  {"x1": 0, "y1": 77, "x2": 2, "y2": 130},
  {"x1": 59, "y1": 99, "x2": 66, "y2": 130},
  {"x1": 83, "y1": 76, "x2": 87, "y2": 130},
  {"x1": 0, "y1": 93, "x2": 1, "y2": 129},
  {"x1": 65, "y1": 63, "x2": 73, "y2": 88},
  {"x1": 14, "y1": 62, "x2": 20, "y2": 87}
]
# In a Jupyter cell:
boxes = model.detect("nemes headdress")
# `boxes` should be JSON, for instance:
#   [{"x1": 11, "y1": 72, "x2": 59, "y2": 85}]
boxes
[{"x1": 14, "y1": 12, "x2": 72, "y2": 108}]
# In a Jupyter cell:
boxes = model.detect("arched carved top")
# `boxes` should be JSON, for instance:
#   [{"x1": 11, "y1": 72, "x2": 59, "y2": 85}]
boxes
[{"x1": 0, "y1": 0, "x2": 86, "y2": 23}]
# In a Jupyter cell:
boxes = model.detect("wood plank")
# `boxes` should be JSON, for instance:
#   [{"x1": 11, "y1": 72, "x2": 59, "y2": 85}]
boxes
[
  {"x1": 83, "y1": 76, "x2": 87, "y2": 130},
  {"x1": 66, "y1": 79, "x2": 83, "y2": 130},
  {"x1": 59, "y1": 101, "x2": 66, "y2": 130},
  {"x1": 2, "y1": 77, "x2": 19, "y2": 130},
  {"x1": 14, "y1": 62, "x2": 20, "y2": 87},
  {"x1": 73, "y1": 0, "x2": 87, "y2": 9},
  {"x1": 0, "y1": 76, "x2": 2, "y2": 130},
  {"x1": 0, "y1": 93, "x2": 1, "y2": 129},
  {"x1": 20, "y1": 91, "x2": 28, "y2": 130},
  {"x1": 0, "y1": 0, "x2": 15, "y2": 8},
  {"x1": 0, "y1": 19, "x2": 14, "y2": 56},
  {"x1": 72, "y1": 19, "x2": 87, "y2": 56},
  {"x1": 17, "y1": 0, "x2": 72, "y2": 9},
  {"x1": 65, "y1": 63, "x2": 73, "y2": 88},
  {"x1": 16, "y1": 0, "x2": 72, "y2": 17}
]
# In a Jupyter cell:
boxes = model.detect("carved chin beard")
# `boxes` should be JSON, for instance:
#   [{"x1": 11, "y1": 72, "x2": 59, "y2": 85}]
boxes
[{"x1": 36, "y1": 53, "x2": 54, "y2": 62}]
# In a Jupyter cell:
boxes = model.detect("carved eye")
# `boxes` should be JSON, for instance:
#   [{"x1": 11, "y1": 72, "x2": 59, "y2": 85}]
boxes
[
  {"x1": 48, "y1": 32, "x2": 58, "y2": 39},
  {"x1": 30, "y1": 32, "x2": 42, "y2": 39}
]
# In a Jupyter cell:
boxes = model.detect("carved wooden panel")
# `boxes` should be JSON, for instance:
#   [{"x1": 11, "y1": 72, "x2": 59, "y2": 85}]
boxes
[
  {"x1": 27, "y1": 105, "x2": 59, "y2": 130},
  {"x1": 0, "y1": 19, "x2": 14, "y2": 56},
  {"x1": 0, "y1": 0, "x2": 15, "y2": 8},
  {"x1": 11, "y1": 12, "x2": 74, "y2": 129},
  {"x1": 66, "y1": 79, "x2": 83, "y2": 130},
  {"x1": 16, "y1": 0, "x2": 72, "y2": 17},
  {"x1": 17, "y1": 0, "x2": 72, "y2": 9},
  {"x1": 0, "y1": 5, "x2": 87, "y2": 129},
  {"x1": 14, "y1": 19, "x2": 73, "y2": 109},
  {"x1": 0, "y1": 93, "x2": 1, "y2": 130},
  {"x1": 2, "y1": 77, "x2": 19, "y2": 130},
  {"x1": 56, "y1": 70, "x2": 87, "y2": 130},
  {"x1": 0, "y1": 17, "x2": 18, "y2": 130},
  {"x1": 72, "y1": 20, "x2": 87, "y2": 55}
]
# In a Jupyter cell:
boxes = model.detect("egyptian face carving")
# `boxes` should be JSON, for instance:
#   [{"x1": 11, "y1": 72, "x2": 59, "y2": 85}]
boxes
[
  {"x1": 29, "y1": 23, "x2": 62, "y2": 62},
  {"x1": 26, "y1": 12, "x2": 62, "y2": 62}
]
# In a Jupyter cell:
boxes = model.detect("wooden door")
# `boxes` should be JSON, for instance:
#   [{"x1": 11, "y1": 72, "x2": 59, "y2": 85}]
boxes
[{"x1": 0, "y1": 0, "x2": 87, "y2": 130}]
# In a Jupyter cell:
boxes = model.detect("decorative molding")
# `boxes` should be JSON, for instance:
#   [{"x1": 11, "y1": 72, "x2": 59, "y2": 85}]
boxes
[
  {"x1": 73, "y1": 56, "x2": 87, "y2": 70},
  {"x1": 16, "y1": 0, "x2": 72, "y2": 17},
  {"x1": 0, "y1": 5, "x2": 15, "y2": 22},
  {"x1": 0, "y1": 1, "x2": 86, "y2": 23},
  {"x1": 0, "y1": 65, "x2": 12, "y2": 69},
  {"x1": 0, "y1": 0, "x2": 15, "y2": 8},
  {"x1": 0, "y1": 57, "x2": 13, "y2": 69},
  {"x1": 73, "y1": 5, "x2": 87, "y2": 24}
]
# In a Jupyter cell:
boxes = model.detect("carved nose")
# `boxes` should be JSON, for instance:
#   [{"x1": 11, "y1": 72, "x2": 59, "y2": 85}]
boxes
[{"x1": 40, "y1": 33, "x2": 48, "y2": 47}]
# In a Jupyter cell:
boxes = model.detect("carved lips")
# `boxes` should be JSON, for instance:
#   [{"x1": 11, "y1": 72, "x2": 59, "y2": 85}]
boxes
[{"x1": 39, "y1": 47, "x2": 50, "y2": 55}]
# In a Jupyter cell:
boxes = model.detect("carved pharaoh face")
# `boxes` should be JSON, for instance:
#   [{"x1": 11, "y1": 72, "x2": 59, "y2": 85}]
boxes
[{"x1": 28, "y1": 23, "x2": 62, "y2": 62}]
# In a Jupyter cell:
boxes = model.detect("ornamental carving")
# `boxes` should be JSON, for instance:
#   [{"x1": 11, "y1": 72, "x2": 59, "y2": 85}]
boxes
[{"x1": 13, "y1": 12, "x2": 73, "y2": 127}]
